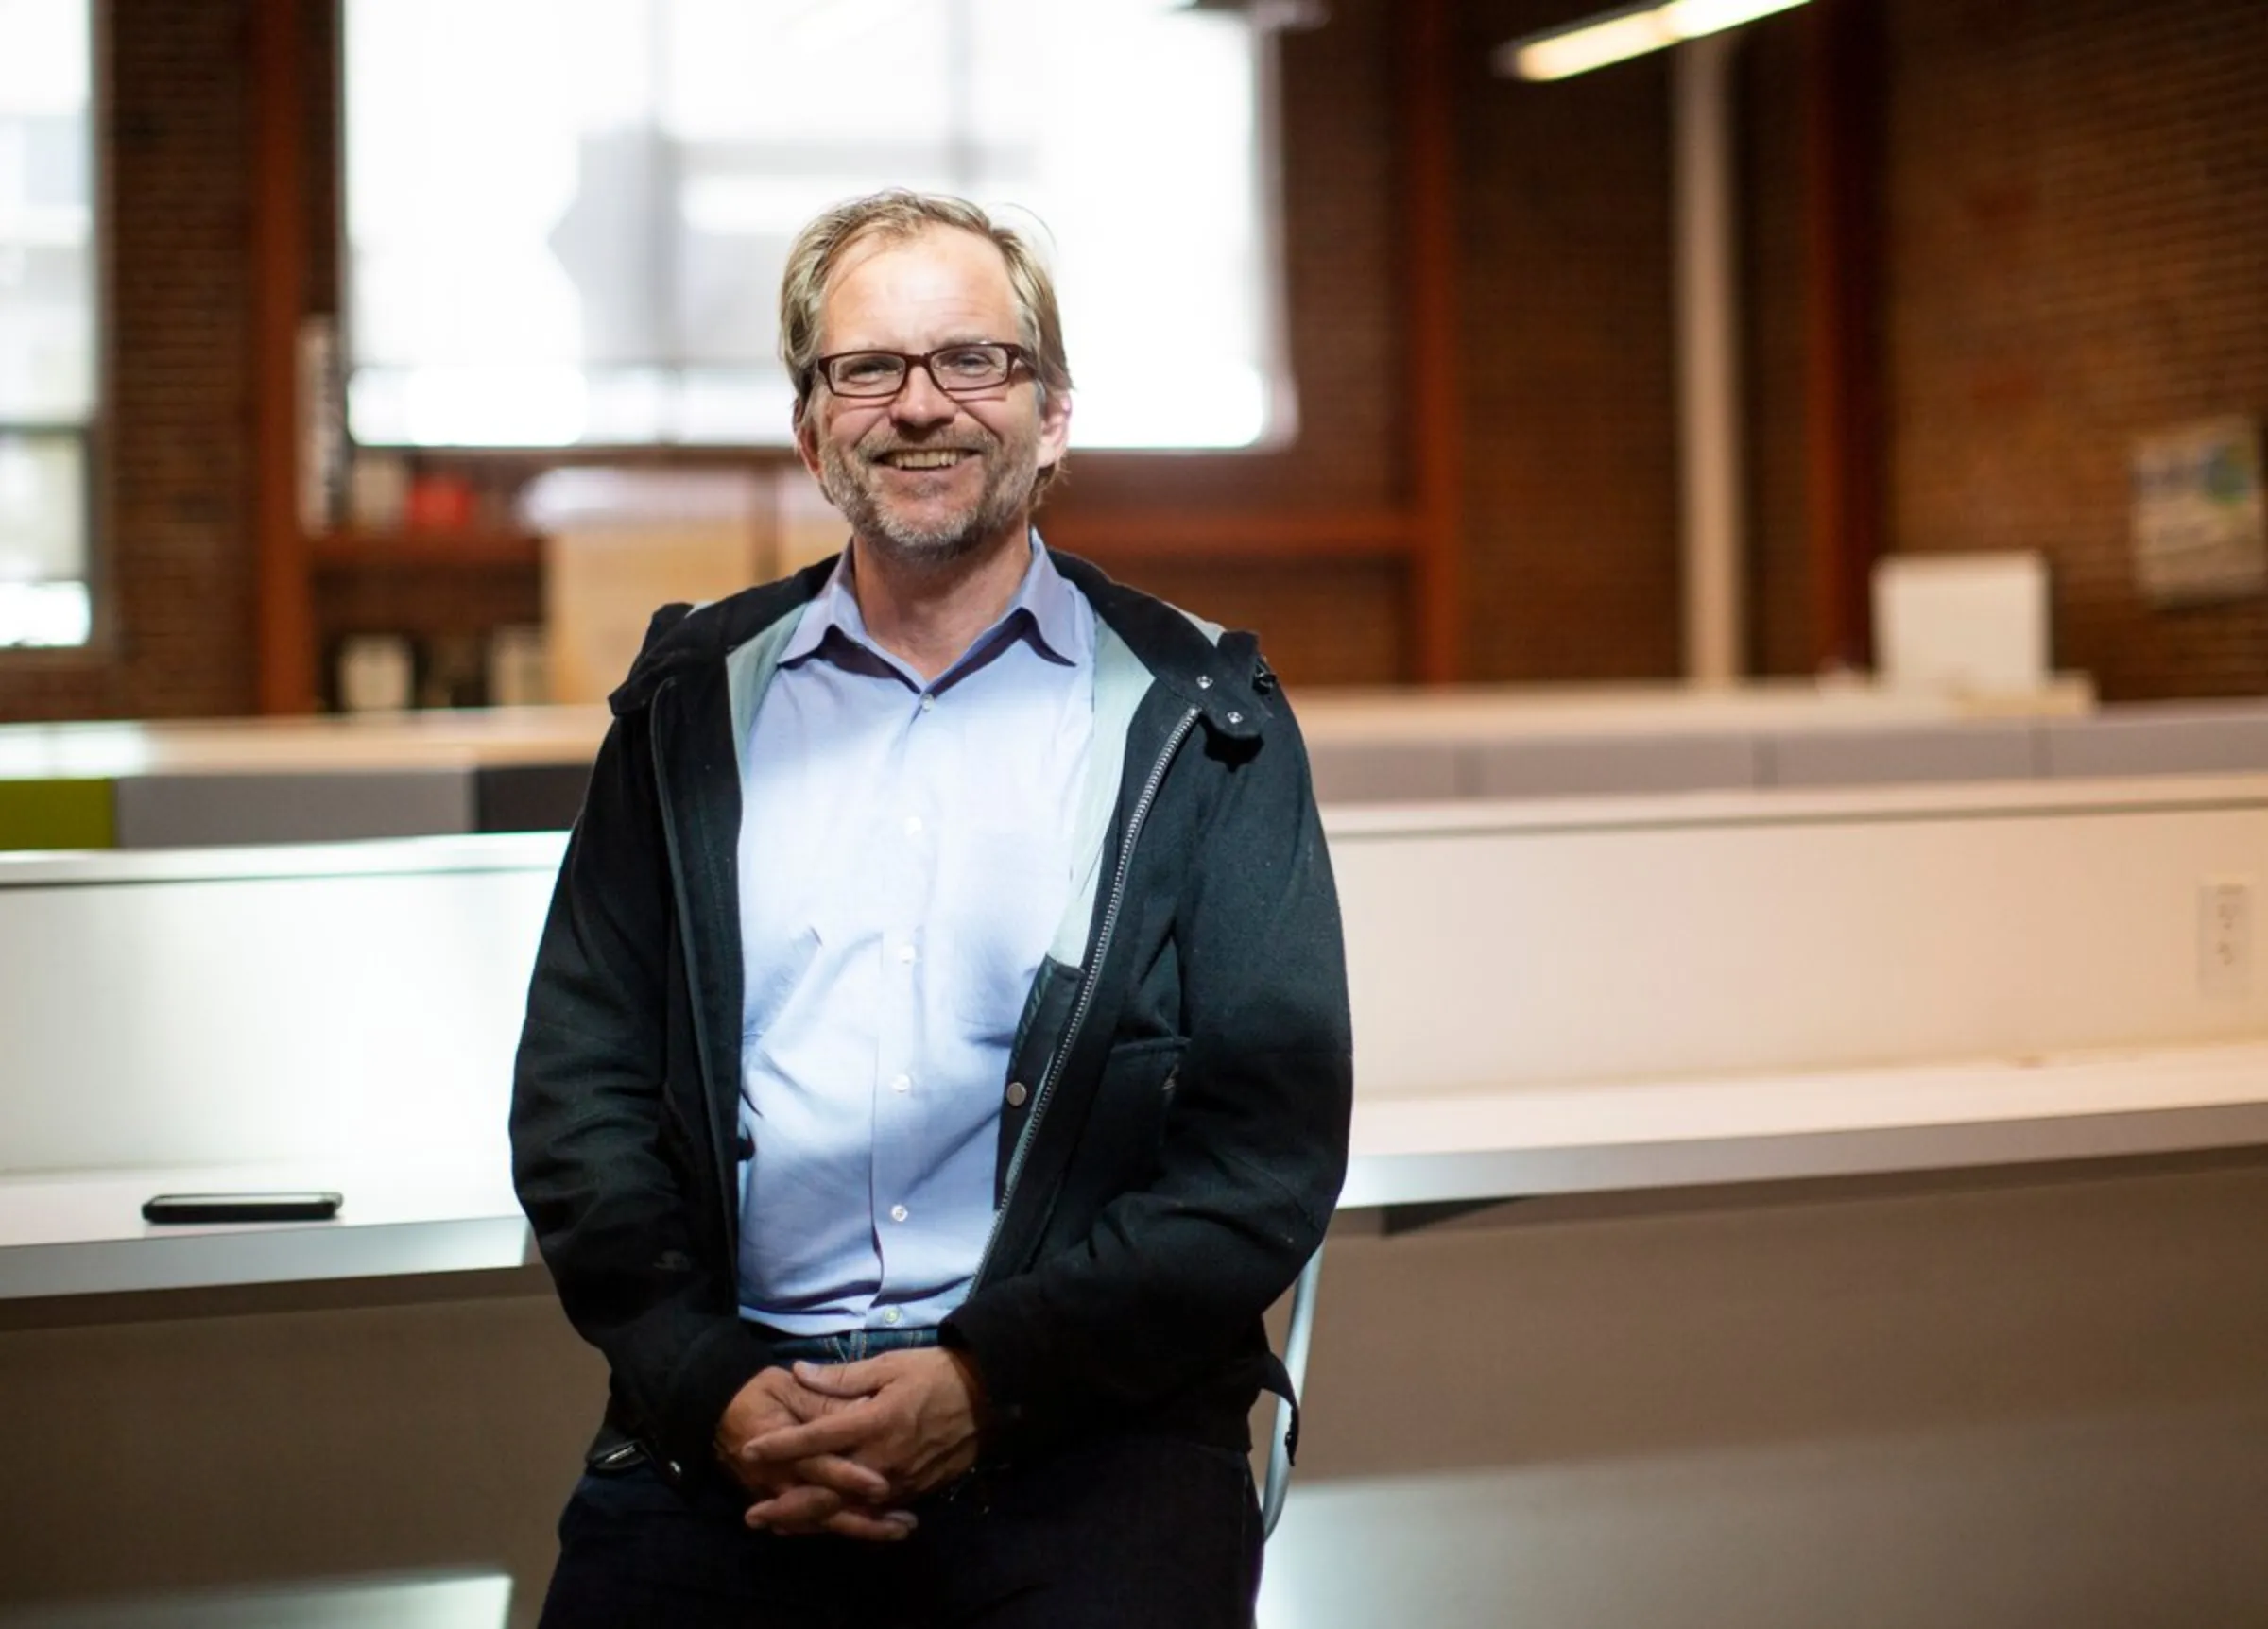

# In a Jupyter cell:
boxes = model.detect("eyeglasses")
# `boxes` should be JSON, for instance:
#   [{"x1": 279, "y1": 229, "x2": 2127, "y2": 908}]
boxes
[{"x1": 809, "y1": 342, "x2": 1034, "y2": 401}]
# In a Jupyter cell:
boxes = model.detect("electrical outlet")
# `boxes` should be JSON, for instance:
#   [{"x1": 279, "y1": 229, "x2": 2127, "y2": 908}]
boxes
[{"x1": 2198, "y1": 876, "x2": 2253, "y2": 1001}]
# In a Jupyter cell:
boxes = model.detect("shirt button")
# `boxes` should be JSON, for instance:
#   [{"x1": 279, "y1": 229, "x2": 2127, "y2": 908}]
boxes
[
  {"x1": 1005, "y1": 1081, "x2": 1029, "y2": 1108},
  {"x1": 919, "y1": 694, "x2": 936, "y2": 712},
  {"x1": 1195, "y1": 675, "x2": 1212, "y2": 689},
  {"x1": 897, "y1": 942, "x2": 917, "y2": 964},
  {"x1": 890, "y1": 1204, "x2": 909, "y2": 1223},
  {"x1": 891, "y1": 1073, "x2": 912, "y2": 1094},
  {"x1": 882, "y1": 1307, "x2": 902, "y2": 1326},
  {"x1": 903, "y1": 814, "x2": 923, "y2": 837}
]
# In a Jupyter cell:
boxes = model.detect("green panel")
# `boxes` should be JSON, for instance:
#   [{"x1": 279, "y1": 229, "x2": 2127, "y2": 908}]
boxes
[{"x1": 0, "y1": 779, "x2": 116, "y2": 849}]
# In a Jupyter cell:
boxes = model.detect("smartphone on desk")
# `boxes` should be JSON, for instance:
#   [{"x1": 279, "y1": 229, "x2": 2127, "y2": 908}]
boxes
[{"x1": 142, "y1": 1192, "x2": 344, "y2": 1225}]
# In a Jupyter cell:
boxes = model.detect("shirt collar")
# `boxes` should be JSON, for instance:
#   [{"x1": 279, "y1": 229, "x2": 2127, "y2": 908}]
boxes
[
  {"x1": 1009, "y1": 531, "x2": 1089, "y2": 667},
  {"x1": 778, "y1": 530, "x2": 1089, "y2": 677}
]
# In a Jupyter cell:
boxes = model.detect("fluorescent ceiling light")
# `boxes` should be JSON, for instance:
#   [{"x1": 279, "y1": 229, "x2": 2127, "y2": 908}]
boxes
[{"x1": 1494, "y1": 0, "x2": 1809, "y2": 81}]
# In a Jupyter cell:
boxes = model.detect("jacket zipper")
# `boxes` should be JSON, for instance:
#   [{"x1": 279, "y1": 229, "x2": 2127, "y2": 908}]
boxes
[
  {"x1": 645, "y1": 677, "x2": 739, "y2": 1263},
  {"x1": 971, "y1": 703, "x2": 1202, "y2": 1290}
]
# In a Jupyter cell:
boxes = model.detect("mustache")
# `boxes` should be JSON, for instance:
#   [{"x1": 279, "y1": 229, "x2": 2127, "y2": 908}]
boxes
[{"x1": 859, "y1": 430, "x2": 995, "y2": 461}]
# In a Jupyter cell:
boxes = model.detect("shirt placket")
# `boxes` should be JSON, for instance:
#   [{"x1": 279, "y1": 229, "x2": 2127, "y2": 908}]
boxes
[{"x1": 868, "y1": 685, "x2": 941, "y2": 1327}]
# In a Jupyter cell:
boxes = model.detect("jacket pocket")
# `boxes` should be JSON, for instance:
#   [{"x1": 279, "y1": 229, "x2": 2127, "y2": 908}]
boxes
[{"x1": 1075, "y1": 1035, "x2": 1188, "y2": 1196}]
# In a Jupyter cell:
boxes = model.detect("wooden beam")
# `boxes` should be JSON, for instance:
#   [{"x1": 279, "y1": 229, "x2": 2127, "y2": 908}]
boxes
[
  {"x1": 1400, "y1": 0, "x2": 1467, "y2": 683},
  {"x1": 1045, "y1": 508, "x2": 1419, "y2": 561},
  {"x1": 251, "y1": 0, "x2": 314, "y2": 713},
  {"x1": 1802, "y1": 0, "x2": 1885, "y2": 673},
  {"x1": 310, "y1": 529, "x2": 546, "y2": 568}
]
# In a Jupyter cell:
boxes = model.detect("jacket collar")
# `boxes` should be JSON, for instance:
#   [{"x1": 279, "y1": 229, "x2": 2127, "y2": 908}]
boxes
[
  {"x1": 1049, "y1": 552, "x2": 1272, "y2": 744},
  {"x1": 608, "y1": 545, "x2": 1272, "y2": 745},
  {"x1": 606, "y1": 556, "x2": 836, "y2": 718}
]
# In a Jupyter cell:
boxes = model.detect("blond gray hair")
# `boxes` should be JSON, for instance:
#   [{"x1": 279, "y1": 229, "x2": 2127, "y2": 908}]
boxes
[{"x1": 779, "y1": 190, "x2": 1073, "y2": 484}]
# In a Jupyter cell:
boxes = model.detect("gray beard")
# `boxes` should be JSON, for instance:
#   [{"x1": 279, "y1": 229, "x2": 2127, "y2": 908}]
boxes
[{"x1": 817, "y1": 439, "x2": 1039, "y2": 571}]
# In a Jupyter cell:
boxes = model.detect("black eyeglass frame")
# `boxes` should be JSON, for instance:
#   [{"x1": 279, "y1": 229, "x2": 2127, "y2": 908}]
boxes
[{"x1": 805, "y1": 342, "x2": 1038, "y2": 402}]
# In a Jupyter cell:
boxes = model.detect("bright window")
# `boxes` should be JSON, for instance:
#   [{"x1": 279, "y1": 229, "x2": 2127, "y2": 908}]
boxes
[
  {"x1": 342, "y1": 0, "x2": 1292, "y2": 451},
  {"x1": 0, "y1": 0, "x2": 95, "y2": 647}
]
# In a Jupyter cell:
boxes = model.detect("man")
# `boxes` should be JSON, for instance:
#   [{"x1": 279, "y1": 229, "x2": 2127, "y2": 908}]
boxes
[{"x1": 511, "y1": 189, "x2": 1352, "y2": 1627}]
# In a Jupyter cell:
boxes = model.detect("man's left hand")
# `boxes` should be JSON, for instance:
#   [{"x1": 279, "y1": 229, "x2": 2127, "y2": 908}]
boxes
[{"x1": 737, "y1": 1347, "x2": 986, "y2": 1523}]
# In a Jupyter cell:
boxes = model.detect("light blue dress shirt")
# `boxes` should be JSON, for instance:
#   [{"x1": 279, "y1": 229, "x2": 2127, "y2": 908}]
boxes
[{"x1": 734, "y1": 539, "x2": 1096, "y2": 1335}]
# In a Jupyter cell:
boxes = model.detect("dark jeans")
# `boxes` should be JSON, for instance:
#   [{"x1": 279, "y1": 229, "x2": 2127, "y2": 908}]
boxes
[{"x1": 536, "y1": 1431, "x2": 1262, "y2": 1629}]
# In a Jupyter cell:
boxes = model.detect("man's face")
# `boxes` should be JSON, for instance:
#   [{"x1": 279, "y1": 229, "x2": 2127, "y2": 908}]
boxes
[{"x1": 796, "y1": 226, "x2": 1071, "y2": 568}]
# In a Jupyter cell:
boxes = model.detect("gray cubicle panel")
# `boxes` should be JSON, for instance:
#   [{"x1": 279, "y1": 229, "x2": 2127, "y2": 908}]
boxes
[
  {"x1": 2041, "y1": 702, "x2": 2268, "y2": 779},
  {"x1": 1467, "y1": 732, "x2": 1761, "y2": 798},
  {"x1": 111, "y1": 770, "x2": 476, "y2": 849},
  {"x1": 1306, "y1": 740, "x2": 1467, "y2": 805},
  {"x1": 1762, "y1": 720, "x2": 2042, "y2": 788},
  {"x1": 473, "y1": 762, "x2": 593, "y2": 832},
  {"x1": 68, "y1": 702, "x2": 2268, "y2": 849},
  {"x1": 0, "y1": 839, "x2": 552, "y2": 1178}
]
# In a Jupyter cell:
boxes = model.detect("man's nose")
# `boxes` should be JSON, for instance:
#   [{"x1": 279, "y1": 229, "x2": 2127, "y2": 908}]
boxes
[{"x1": 889, "y1": 361, "x2": 957, "y2": 427}]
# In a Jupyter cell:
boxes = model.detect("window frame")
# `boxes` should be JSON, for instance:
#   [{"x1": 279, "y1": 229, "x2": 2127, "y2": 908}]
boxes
[
  {"x1": 0, "y1": 0, "x2": 106, "y2": 657},
  {"x1": 334, "y1": 0, "x2": 1298, "y2": 457}
]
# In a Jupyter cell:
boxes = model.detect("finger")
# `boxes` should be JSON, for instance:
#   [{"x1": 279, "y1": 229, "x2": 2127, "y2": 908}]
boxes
[
  {"x1": 742, "y1": 1484, "x2": 843, "y2": 1532},
  {"x1": 752, "y1": 1499, "x2": 914, "y2": 1544},
  {"x1": 792, "y1": 1358, "x2": 883, "y2": 1398},
  {"x1": 720, "y1": 1458, "x2": 778, "y2": 1498},
  {"x1": 782, "y1": 1450, "x2": 891, "y2": 1503},
  {"x1": 821, "y1": 1507, "x2": 919, "y2": 1543},
  {"x1": 728, "y1": 1440, "x2": 889, "y2": 1502},
  {"x1": 740, "y1": 1410, "x2": 880, "y2": 1466}
]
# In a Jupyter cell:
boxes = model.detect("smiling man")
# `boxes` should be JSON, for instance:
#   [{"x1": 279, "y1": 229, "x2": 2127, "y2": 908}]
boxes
[{"x1": 512, "y1": 191, "x2": 1352, "y2": 1628}]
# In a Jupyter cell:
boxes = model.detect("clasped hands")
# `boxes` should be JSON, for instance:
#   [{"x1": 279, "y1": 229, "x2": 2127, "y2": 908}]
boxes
[{"x1": 714, "y1": 1347, "x2": 986, "y2": 1542}]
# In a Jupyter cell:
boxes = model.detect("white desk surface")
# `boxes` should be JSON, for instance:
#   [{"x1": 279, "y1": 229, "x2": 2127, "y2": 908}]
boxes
[
  {"x1": 0, "y1": 1152, "x2": 528, "y2": 1299},
  {"x1": 1318, "y1": 768, "x2": 2268, "y2": 841},
  {"x1": 0, "y1": 708, "x2": 612, "y2": 778},
  {"x1": 1341, "y1": 1038, "x2": 2268, "y2": 1209},
  {"x1": 0, "y1": 827, "x2": 568, "y2": 888},
  {"x1": 0, "y1": 1571, "x2": 513, "y2": 1629},
  {"x1": 0, "y1": 677, "x2": 2098, "y2": 780},
  {"x1": 1294, "y1": 676, "x2": 2094, "y2": 743},
  {"x1": 7, "y1": 1038, "x2": 2263, "y2": 1303}
]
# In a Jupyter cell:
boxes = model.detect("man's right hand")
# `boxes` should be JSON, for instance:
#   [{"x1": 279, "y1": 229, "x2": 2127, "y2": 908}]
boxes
[{"x1": 714, "y1": 1368, "x2": 916, "y2": 1542}]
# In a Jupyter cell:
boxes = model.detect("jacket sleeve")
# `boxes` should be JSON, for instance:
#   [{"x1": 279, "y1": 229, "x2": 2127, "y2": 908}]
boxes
[
  {"x1": 941, "y1": 679, "x2": 1354, "y2": 1445},
  {"x1": 509, "y1": 652, "x2": 773, "y2": 1473}
]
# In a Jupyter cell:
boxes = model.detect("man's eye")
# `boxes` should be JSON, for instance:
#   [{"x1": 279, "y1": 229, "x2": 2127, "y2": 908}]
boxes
[
  {"x1": 837, "y1": 355, "x2": 900, "y2": 385},
  {"x1": 936, "y1": 347, "x2": 1001, "y2": 378}
]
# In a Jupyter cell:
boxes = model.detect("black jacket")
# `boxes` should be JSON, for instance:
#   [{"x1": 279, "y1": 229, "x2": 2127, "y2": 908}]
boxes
[{"x1": 510, "y1": 550, "x2": 1353, "y2": 1481}]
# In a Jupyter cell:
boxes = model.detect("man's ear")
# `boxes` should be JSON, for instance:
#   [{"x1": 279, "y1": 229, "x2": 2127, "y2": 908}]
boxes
[
  {"x1": 792, "y1": 400, "x2": 823, "y2": 481},
  {"x1": 1036, "y1": 387, "x2": 1072, "y2": 471}
]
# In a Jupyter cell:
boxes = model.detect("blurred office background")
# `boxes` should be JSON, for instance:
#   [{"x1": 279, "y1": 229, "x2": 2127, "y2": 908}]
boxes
[
  {"x1": 2, "y1": 4, "x2": 2265, "y2": 1627},
  {"x1": 0, "y1": 0, "x2": 2259, "y2": 718}
]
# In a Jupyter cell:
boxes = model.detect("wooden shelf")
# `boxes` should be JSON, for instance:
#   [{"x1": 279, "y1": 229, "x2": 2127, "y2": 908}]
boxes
[{"x1": 309, "y1": 529, "x2": 543, "y2": 568}]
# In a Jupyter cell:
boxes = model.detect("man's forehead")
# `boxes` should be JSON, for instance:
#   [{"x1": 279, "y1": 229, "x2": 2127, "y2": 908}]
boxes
[{"x1": 823, "y1": 223, "x2": 1014, "y2": 309}]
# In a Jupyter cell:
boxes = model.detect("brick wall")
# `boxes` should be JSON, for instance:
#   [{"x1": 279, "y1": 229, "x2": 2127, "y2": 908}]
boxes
[
  {"x1": 0, "y1": 0, "x2": 260, "y2": 721},
  {"x1": 4, "y1": 0, "x2": 2261, "y2": 719},
  {"x1": 1880, "y1": 0, "x2": 2268, "y2": 698},
  {"x1": 1743, "y1": 0, "x2": 2268, "y2": 695},
  {"x1": 1456, "y1": 0, "x2": 1682, "y2": 681}
]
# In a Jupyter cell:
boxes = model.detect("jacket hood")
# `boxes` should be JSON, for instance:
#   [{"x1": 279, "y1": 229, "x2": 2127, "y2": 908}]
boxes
[{"x1": 606, "y1": 556, "x2": 836, "y2": 718}]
